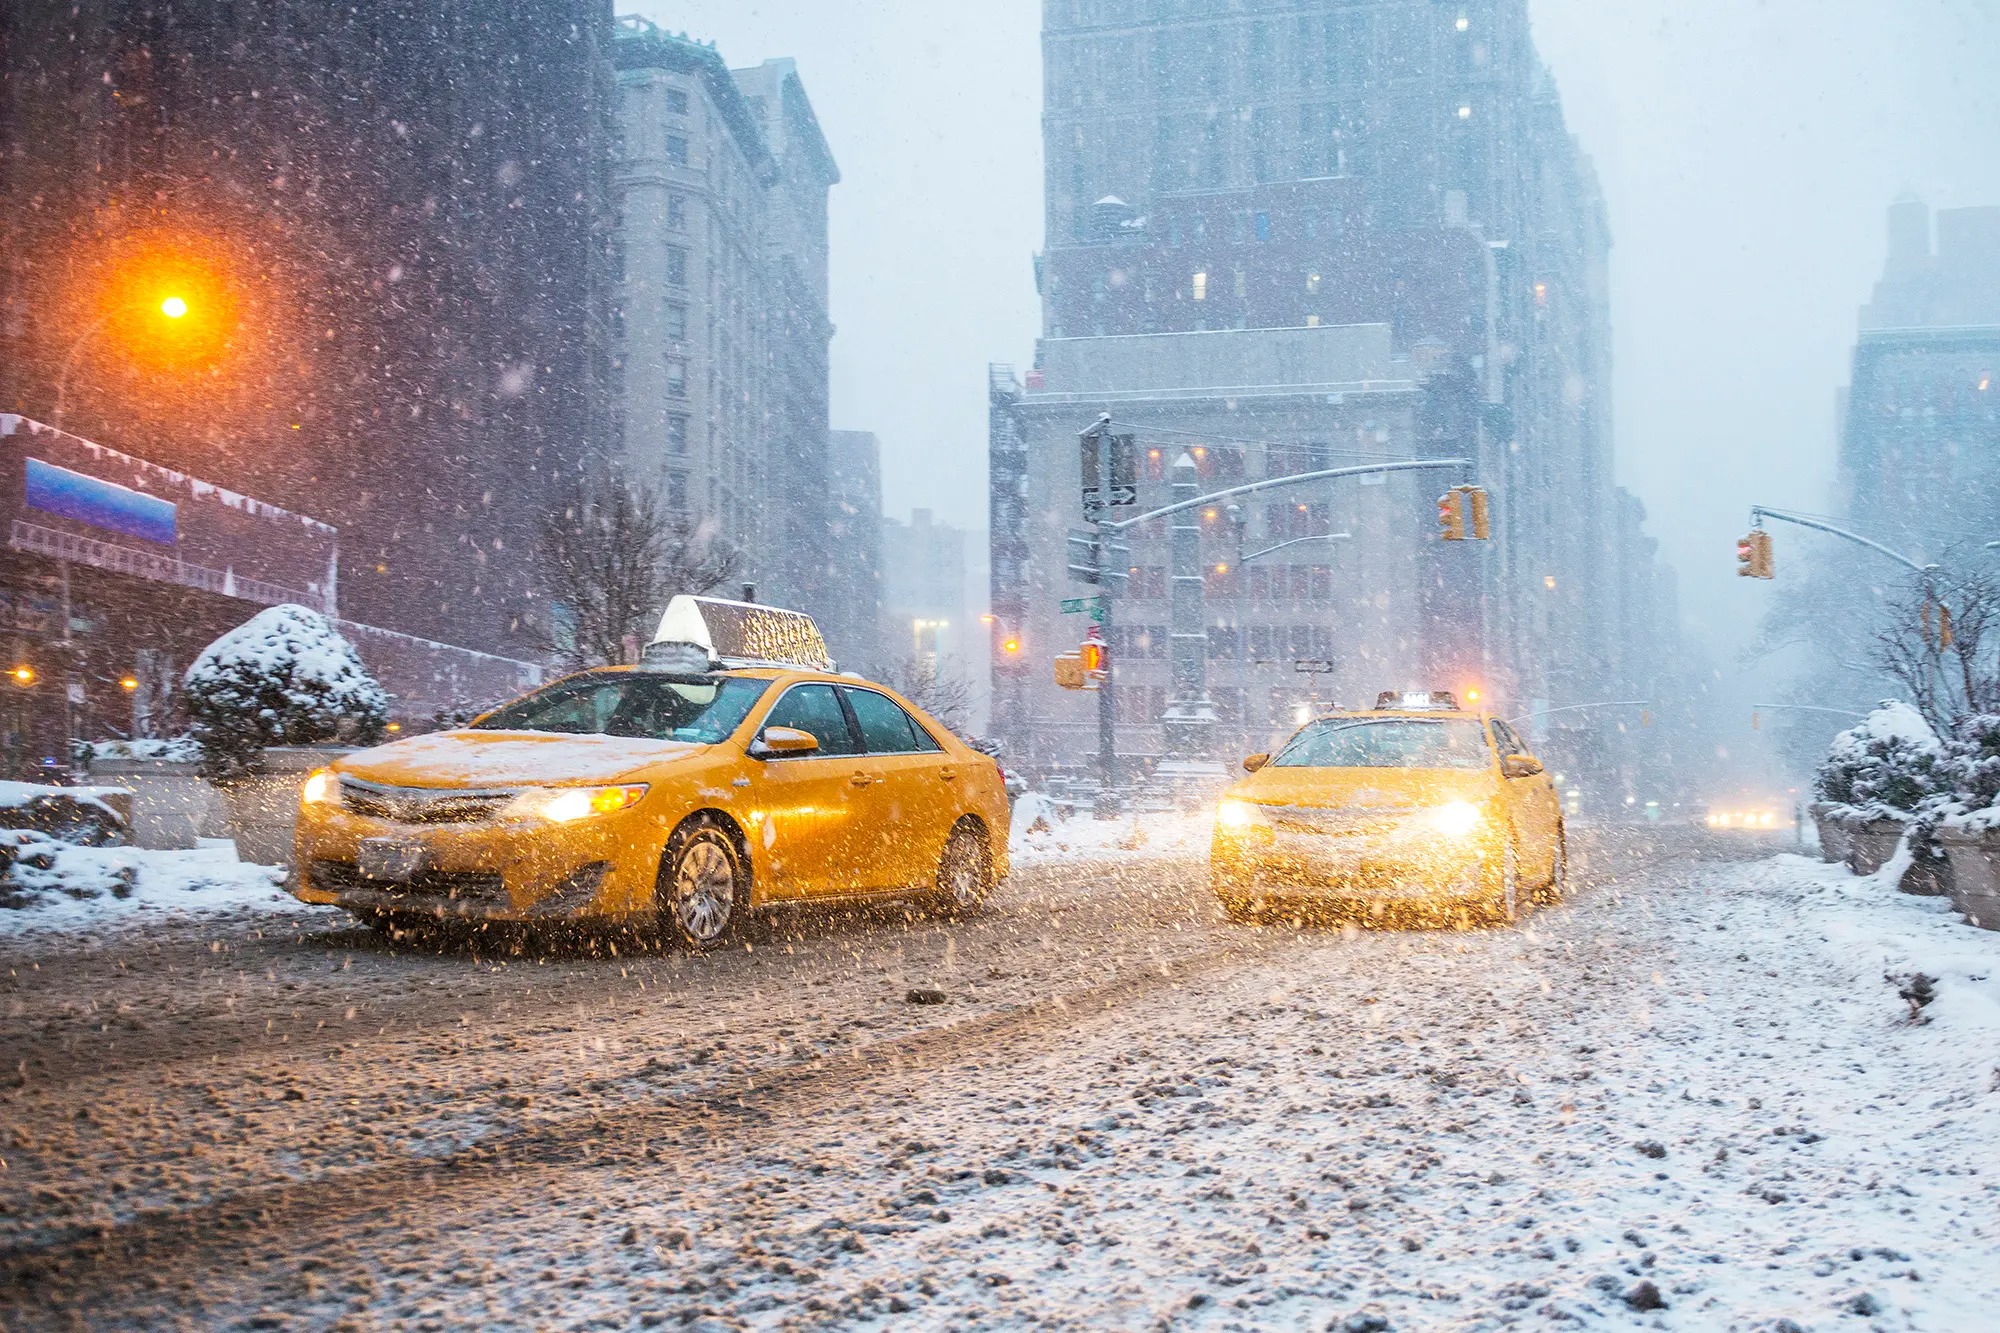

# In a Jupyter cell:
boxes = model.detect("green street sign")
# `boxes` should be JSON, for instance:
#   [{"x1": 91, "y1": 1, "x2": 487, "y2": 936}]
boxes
[{"x1": 1060, "y1": 596, "x2": 1107, "y2": 624}]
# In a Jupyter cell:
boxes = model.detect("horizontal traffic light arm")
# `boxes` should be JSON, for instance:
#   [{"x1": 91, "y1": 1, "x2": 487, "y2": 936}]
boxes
[
  {"x1": 1747, "y1": 506, "x2": 1932, "y2": 575},
  {"x1": 1099, "y1": 458, "x2": 1475, "y2": 533}
]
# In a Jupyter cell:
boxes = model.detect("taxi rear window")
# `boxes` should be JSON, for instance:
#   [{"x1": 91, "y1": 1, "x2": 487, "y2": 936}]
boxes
[
  {"x1": 1272, "y1": 718, "x2": 1490, "y2": 770},
  {"x1": 473, "y1": 674, "x2": 768, "y2": 744}
]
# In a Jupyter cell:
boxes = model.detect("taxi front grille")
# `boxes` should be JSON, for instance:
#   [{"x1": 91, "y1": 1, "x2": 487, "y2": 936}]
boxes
[
  {"x1": 338, "y1": 777, "x2": 514, "y2": 824},
  {"x1": 1264, "y1": 805, "x2": 1408, "y2": 837},
  {"x1": 311, "y1": 859, "x2": 509, "y2": 903}
]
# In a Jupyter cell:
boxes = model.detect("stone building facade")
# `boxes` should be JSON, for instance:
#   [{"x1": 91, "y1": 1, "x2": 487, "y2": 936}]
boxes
[{"x1": 610, "y1": 20, "x2": 840, "y2": 631}]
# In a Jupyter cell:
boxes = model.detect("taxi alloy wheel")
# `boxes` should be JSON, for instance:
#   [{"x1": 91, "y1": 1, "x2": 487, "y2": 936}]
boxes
[
  {"x1": 931, "y1": 824, "x2": 990, "y2": 918},
  {"x1": 1488, "y1": 837, "x2": 1519, "y2": 925},
  {"x1": 662, "y1": 821, "x2": 744, "y2": 951}
]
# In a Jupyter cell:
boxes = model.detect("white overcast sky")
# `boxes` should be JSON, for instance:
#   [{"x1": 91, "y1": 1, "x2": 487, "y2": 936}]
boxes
[{"x1": 633, "y1": 0, "x2": 2000, "y2": 651}]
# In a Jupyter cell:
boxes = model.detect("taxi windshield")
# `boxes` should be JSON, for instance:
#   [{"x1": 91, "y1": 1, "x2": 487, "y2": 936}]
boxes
[
  {"x1": 1272, "y1": 717, "x2": 1490, "y2": 770},
  {"x1": 473, "y1": 673, "x2": 769, "y2": 744}
]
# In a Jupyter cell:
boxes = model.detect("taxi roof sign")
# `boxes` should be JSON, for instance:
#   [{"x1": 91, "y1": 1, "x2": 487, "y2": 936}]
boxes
[
  {"x1": 646, "y1": 595, "x2": 832, "y2": 671},
  {"x1": 1375, "y1": 690, "x2": 1461, "y2": 712}
]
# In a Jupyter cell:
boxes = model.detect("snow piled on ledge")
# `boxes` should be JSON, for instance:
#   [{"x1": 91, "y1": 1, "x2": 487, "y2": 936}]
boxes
[{"x1": 0, "y1": 843, "x2": 310, "y2": 939}]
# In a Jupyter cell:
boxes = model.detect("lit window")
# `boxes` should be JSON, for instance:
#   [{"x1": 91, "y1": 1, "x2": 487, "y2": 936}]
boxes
[
  {"x1": 1456, "y1": 13, "x2": 1470, "y2": 31},
  {"x1": 1306, "y1": 271, "x2": 1321, "y2": 294},
  {"x1": 1306, "y1": 315, "x2": 1320, "y2": 327},
  {"x1": 1534, "y1": 282, "x2": 1548, "y2": 306},
  {"x1": 1457, "y1": 105, "x2": 1473, "y2": 120},
  {"x1": 1192, "y1": 271, "x2": 1207, "y2": 301}
]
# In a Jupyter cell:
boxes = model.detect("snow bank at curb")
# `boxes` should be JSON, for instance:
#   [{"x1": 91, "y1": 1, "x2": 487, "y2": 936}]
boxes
[
  {"x1": 0, "y1": 844, "x2": 310, "y2": 940},
  {"x1": 1759, "y1": 851, "x2": 2000, "y2": 1046},
  {"x1": 1009, "y1": 796, "x2": 1214, "y2": 866}
]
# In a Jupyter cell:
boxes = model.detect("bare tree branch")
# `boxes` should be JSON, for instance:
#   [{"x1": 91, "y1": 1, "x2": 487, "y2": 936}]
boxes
[
  {"x1": 532, "y1": 477, "x2": 739, "y2": 671},
  {"x1": 880, "y1": 655, "x2": 976, "y2": 737},
  {"x1": 1872, "y1": 558, "x2": 2000, "y2": 732}
]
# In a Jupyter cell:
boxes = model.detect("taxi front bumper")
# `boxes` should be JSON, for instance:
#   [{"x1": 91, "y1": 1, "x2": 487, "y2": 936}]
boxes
[
  {"x1": 1211, "y1": 812, "x2": 1495, "y2": 899},
  {"x1": 290, "y1": 800, "x2": 665, "y2": 923}
]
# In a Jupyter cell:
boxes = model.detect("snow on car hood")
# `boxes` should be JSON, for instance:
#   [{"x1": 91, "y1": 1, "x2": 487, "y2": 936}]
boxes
[
  {"x1": 1230, "y1": 765, "x2": 1498, "y2": 811},
  {"x1": 334, "y1": 730, "x2": 702, "y2": 790}
]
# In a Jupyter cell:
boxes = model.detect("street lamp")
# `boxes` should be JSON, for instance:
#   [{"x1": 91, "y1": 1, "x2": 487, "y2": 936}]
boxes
[{"x1": 51, "y1": 290, "x2": 196, "y2": 429}]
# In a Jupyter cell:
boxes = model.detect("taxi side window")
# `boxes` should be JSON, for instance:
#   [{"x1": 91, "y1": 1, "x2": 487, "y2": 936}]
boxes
[
  {"x1": 761, "y1": 684, "x2": 861, "y2": 756},
  {"x1": 1491, "y1": 720, "x2": 1526, "y2": 757},
  {"x1": 844, "y1": 688, "x2": 942, "y2": 754}
]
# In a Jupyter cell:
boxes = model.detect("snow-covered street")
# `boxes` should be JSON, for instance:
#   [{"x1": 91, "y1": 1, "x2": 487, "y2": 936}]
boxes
[{"x1": 1, "y1": 828, "x2": 1994, "y2": 1331}]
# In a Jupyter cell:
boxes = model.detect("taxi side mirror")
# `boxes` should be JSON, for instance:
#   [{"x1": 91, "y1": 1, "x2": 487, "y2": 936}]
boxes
[
  {"x1": 1501, "y1": 754, "x2": 1543, "y2": 779},
  {"x1": 749, "y1": 725, "x2": 819, "y2": 758},
  {"x1": 1242, "y1": 753, "x2": 1269, "y2": 773}
]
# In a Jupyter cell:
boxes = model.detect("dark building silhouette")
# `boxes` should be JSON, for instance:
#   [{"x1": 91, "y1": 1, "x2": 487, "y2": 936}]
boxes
[{"x1": 0, "y1": 1, "x2": 619, "y2": 663}]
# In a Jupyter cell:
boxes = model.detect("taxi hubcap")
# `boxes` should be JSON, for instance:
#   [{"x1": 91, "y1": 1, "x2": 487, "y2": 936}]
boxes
[
  {"x1": 674, "y1": 839, "x2": 735, "y2": 941},
  {"x1": 946, "y1": 842, "x2": 982, "y2": 904}
]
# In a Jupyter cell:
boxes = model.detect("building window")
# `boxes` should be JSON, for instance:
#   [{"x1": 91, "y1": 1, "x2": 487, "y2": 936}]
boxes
[
  {"x1": 1306, "y1": 271, "x2": 1321, "y2": 294},
  {"x1": 665, "y1": 414, "x2": 689, "y2": 455},
  {"x1": 664, "y1": 357, "x2": 687, "y2": 397},
  {"x1": 1306, "y1": 314, "x2": 1321, "y2": 327},
  {"x1": 665, "y1": 301, "x2": 688, "y2": 341},
  {"x1": 1254, "y1": 211, "x2": 1271, "y2": 242},
  {"x1": 665, "y1": 87, "x2": 689, "y2": 115},
  {"x1": 1191, "y1": 271, "x2": 1207, "y2": 301},
  {"x1": 666, "y1": 246, "x2": 687, "y2": 287},
  {"x1": 666, "y1": 193, "x2": 687, "y2": 229},
  {"x1": 1233, "y1": 267, "x2": 1246, "y2": 297},
  {"x1": 664, "y1": 469, "x2": 688, "y2": 510},
  {"x1": 666, "y1": 134, "x2": 689, "y2": 166}
]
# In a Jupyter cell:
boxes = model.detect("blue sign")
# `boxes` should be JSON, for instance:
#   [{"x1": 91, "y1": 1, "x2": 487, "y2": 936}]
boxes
[{"x1": 24, "y1": 458, "x2": 178, "y2": 546}]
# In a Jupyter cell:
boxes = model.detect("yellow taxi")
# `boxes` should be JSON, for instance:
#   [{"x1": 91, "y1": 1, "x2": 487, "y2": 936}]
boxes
[
  {"x1": 1210, "y1": 691, "x2": 1565, "y2": 924},
  {"x1": 290, "y1": 597, "x2": 1011, "y2": 949}
]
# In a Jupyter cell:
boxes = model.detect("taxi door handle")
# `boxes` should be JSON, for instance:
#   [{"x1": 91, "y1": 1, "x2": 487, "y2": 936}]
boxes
[
  {"x1": 849, "y1": 773, "x2": 878, "y2": 787},
  {"x1": 939, "y1": 768, "x2": 957, "y2": 781}
]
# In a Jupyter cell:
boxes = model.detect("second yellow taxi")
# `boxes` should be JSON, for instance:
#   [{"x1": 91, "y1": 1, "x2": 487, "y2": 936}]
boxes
[
  {"x1": 290, "y1": 597, "x2": 1011, "y2": 949},
  {"x1": 1210, "y1": 690, "x2": 1565, "y2": 924}
]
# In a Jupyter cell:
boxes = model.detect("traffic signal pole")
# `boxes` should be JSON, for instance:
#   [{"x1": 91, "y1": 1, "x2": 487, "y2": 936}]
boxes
[{"x1": 1075, "y1": 410, "x2": 1475, "y2": 813}]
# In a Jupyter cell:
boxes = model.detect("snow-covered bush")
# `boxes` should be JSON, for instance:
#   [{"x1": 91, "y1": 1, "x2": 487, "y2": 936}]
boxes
[
  {"x1": 184, "y1": 604, "x2": 389, "y2": 778},
  {"x1": 1814, "y1": 700, "x2": 1941, "y2": 820}
]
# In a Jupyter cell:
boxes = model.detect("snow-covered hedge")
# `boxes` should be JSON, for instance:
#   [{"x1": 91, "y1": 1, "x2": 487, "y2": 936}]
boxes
[
  {"x1": 184, "y1": 604, "x2": 388, "y2": 778},
  {"x1": 76, "y1": 736, "x2": 202, "y2": 765},
  {"x1": 1814, "y1": 700, "x2": 1941, "y2": 821}
]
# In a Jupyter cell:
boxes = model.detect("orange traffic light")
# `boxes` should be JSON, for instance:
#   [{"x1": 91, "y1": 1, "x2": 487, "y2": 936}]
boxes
[
  {"x1": 1736, "y1": 531, "x2": 1773, "y2": 579},
  {"x1": 10, "y1": 664, "x2": 35, "y2": 687},
  {"x1": 119, "y1": 674, "x2": 140, "y2": 692},
  {"x1": 159, "y1": 295, "x2": 189, "y2": 319},
  {"x1": 1465, "y1": 485, "x2": 1491, "y2": 540},
  {"x1": 1437, "y1": 489, "x2": 1466, "y2": 541}
]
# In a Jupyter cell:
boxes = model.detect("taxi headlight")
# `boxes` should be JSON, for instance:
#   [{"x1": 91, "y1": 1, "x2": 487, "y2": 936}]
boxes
[
  {"x1": 1427, "y1": 800, "x2": 1484, "y2": 838},
  {"x1": 1216, "y1": 797, "x2": 1268, "y2": 832},
  {"x1": 301, "y1": 768, "x2": 338, "y2": 807},
  {"x1": 505, "y1": 784, "x2": 649, "y2": 823}
]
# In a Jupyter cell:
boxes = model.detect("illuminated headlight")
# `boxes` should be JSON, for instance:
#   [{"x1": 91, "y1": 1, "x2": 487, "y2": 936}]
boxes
[
  {"x1": 1426, "y1": 800, "x2": 1484, "y2": 838},
  {"x1": 301, "y1": 768, "x2": 338, "y2": 806},
  {"x1": 504, "y1": 784, "x2": 648, "y2": 823},
  {"x1": 1216, "y1": 798, "x2": 1269, "y2": 832}
]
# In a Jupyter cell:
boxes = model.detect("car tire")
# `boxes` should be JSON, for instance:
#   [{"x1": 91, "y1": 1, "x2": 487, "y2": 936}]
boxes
[
  {"x1": 927, "y1": 821, "x2": 992, "y2": 919},
  {"x1": 1484, "y1": 836, "x2": 1520, "y2": 925},
  {"x1": 658, "y1": 817, "x2": 749, "y2": 952},
  {"x1": 1534, "y1": 824, "x2": 1568, "y2": 906}
]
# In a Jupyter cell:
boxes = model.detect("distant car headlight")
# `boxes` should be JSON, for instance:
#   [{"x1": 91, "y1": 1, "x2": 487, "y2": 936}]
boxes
[
  {"x1": 1427, "y1": 800, "x2": 1484, "y2": 838},
  {"x1": 504, "y1": 784, "x2": 649, "y2": 823},
  {"x1": 301, "y1": 768, "x2": 338, "y2": 806},
  {"x1": 1216, "y1": 797, "x2": 1268, "y2": 831}
]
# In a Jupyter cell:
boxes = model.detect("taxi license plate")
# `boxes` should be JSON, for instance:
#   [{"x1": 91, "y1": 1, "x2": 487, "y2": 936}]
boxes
[{"x1": 357, "y1": 838, "x2": 428, "y2": 883}]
